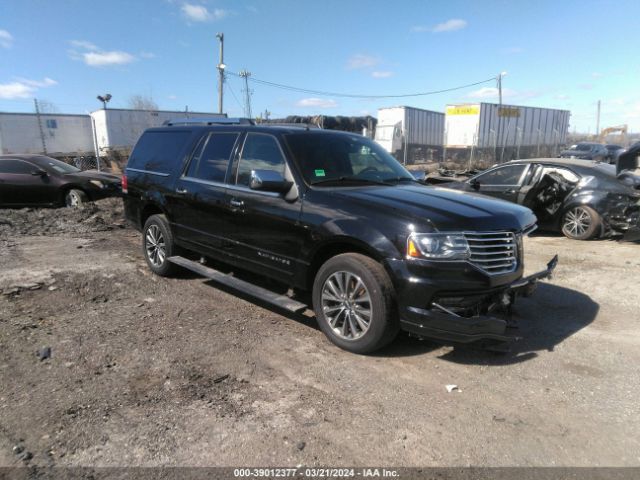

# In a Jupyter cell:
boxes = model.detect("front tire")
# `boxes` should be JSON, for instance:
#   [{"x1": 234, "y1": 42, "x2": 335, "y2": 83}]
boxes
[
  {"x1": 561, "y1": 205, "x2": 601, "y2": 240},
  {"x1": 142, "y1": 214, "x2": 177, "y2": 276},
  {"x1": 312, "y1": 253, "x2": 399, "y2": 354},
  {"x1": 65, "y1": 189, "x2": 88, "y2": 208}
]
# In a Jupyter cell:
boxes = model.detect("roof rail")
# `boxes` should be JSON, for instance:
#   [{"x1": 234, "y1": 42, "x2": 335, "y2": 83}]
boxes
[
  {"x1": 163, "y1": 117, "x2": 255, "y2": 126},
  {"x1": 262, "y1": 122, "x2": 322, "y2": 130}
]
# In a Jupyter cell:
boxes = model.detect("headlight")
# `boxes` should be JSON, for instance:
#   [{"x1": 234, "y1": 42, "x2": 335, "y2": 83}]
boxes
[
  {"x1": 89, "y1": 180, "x2": 105, "y2": 189},
  {"x1": 407, "y1": 233, "x2": 470, "y2": 260}
]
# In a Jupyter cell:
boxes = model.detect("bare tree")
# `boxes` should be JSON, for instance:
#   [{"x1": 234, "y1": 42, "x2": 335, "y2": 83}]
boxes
[
  {"x1": 128, "y1": 94, "x2": 158, "y2": 111},
  {"x1": 37, "y1": 99, "x2": 59, "y2": 113}
]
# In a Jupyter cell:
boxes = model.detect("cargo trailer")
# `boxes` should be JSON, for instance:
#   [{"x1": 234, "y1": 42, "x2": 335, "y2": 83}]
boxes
[
  {"x1": 0, "y1": 112, "x2": 95, "y2": 158},
  {"x1": 374, "y1": 106, "x2": 444, "y2": 164},
  {"x1": 444, "y1": 103, "x2": 570, "y2": 167}
]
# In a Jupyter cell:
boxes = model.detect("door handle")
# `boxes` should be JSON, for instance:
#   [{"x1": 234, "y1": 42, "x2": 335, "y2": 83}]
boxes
[
  {"x1": 176, "y1": 187, "x2": 188, "y2": 194},
  {"x1": 229, "y1": 199, "x2": 244, "y2": 208}
]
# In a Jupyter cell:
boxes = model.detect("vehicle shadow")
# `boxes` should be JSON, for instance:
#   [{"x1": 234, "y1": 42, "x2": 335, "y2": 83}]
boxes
[
  {"x1": 390, "y1": 283, "x2": 599, "y2": 365},
  {"x1": 196, "y1": 260, "x2": 598, "y2": 365}
]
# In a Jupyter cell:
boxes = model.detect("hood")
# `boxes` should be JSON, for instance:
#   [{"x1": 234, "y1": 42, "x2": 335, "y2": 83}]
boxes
[
  {"x1": 65, "y1": 170, "x2": 121, "y2": 183},
  {"x1": 332, "y1": 184, "x2": 537, "y2": 232}
]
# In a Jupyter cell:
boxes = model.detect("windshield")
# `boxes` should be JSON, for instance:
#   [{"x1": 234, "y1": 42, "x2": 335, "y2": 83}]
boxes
[
  {"x1": 34, "y1": 156, "x2": 81, "y2": 174},
  {"x1": 284, "y1": 132, "x2": 413, "y2": 186},
  {"x1": 570, "y1": 143, "x2": 595, "y2": 152}
]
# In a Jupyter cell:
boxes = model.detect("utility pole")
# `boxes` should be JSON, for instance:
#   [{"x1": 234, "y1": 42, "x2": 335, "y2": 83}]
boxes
[
  {"x1": 34, "y1": 99, "x2": 47, "y2": 155},
  {"x1": 595, "y1": 100, "x2": 601, "y2": 139},
  {"x1": 216, "y1": 33, "x2": 225, "y2": 115},
  {"x1": 239, "y1": 70, "x2": 252, "y2": 119}
]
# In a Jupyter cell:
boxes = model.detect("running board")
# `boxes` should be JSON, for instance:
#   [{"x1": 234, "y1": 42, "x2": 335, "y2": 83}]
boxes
[{"x1": 167, "y1": 255, "x2": 308, "y2": 313}]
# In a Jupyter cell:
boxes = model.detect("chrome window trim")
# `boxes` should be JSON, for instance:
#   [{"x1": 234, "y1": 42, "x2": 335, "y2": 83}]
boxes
[{"x1": 125, "y1": 167, "x2": 170, "y2": 177}]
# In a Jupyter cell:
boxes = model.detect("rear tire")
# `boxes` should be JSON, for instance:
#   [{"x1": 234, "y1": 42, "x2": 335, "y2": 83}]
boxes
[
  {"x1": 142, "y1": 214, "x2": 177, "y2": 276},
  {"x1": 312, "y1": 253, "x2": 399, "y2": 354},
  {"x1": 561, "y1": 205, "x2": 601, "y2": 240},
  {"x1": 65, "y1": 189, "x2": 88, "y2": 208}
]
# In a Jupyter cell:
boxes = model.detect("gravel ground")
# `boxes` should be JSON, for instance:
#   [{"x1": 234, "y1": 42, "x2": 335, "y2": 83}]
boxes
[{"x1": 0, "y1": 199, "x2": 639, "y2": 468}]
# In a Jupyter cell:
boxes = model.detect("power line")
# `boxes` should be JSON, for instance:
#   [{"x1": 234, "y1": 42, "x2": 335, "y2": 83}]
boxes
[
  {"x1": 225, "y1": 78, "x2": 245, "y2": 112},
  {"x1": 226, "y1": 71, "x2": 497, "y2": 99}
]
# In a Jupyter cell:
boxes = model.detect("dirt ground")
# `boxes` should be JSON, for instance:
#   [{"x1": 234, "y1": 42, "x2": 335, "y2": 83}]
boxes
[{"x1": 1, "y1": 199, "x2": 639, "y2": 468}]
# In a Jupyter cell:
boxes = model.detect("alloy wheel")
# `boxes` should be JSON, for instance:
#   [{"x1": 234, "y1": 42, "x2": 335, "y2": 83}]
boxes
[
  {"x1": 321, "y1": 271, "x2": 372, "y2": 340},
  {"x1": 66, "y1": 192, "x2": 80, "y2": 207},
  {"x1": 145, "y1": 224, "x2": 166, "y2": 266},
  {"x1": 563, "y1": 207, "x2": 592, "y2": 237}
]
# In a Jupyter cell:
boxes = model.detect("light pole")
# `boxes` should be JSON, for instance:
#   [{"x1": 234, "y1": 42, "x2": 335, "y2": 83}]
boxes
[
  {"x1": 216, "y1": 33, "x2": 225, "y2": 114},
  {"x1": 97, "y1": 93, "x2": 112, "y2": 109},
  {"x1": 497, "y1": 72, "x2": 507, "y2": 106}
]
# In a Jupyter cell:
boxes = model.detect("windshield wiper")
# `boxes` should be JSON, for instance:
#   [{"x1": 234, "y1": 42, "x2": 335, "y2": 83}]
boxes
[
  {"x1": 380, "y1": 176, "x2": 419, "y2": 184},
  {"x1": 311, "y1": 176, "x2": 392, "y2": 186}
]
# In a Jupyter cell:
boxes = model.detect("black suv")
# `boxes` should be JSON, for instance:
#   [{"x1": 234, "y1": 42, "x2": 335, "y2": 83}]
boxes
[{"x1": 123, "y1": 119, "x2": 556, "y2": 353}]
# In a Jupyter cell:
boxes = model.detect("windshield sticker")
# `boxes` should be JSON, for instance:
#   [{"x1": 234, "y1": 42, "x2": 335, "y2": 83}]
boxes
[{"x1": 314, "y1": 169, "x2": 326, "y2": 177}]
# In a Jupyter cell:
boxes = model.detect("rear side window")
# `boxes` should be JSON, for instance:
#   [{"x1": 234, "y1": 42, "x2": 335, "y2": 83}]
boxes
[
  {"x1": 0, "y1": 160, "x2": 33, "y2": 174},
  {"x1": 185, "y1": 133, "x2": 238, "y2": 183},
  {"x1": 475, "y1": 164, "x2": 527, "y2": 186},
  {"x1": 127, "y1": 131, "x2": 191, "y2": 174},
  {"x1": 236, "y1": 133, "x2": 286, "y2": 187}
]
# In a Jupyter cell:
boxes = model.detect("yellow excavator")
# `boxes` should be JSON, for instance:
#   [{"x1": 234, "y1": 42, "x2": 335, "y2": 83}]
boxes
[{"x1": 599, "y1": 124, "x2": 628, "y2": 143}]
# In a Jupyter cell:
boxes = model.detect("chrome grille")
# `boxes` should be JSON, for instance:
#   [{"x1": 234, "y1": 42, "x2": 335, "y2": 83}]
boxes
[{"x1": 464, "y1": 231, "x2": 519, "y2": 275}]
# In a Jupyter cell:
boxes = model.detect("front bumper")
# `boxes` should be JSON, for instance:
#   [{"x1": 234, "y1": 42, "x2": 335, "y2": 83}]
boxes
[{"x1": 399, "y1": 255, "x2": 558, "y2": 343}]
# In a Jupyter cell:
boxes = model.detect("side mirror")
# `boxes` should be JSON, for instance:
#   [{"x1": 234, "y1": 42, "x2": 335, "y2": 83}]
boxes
[
  {"x1": 250, "y1": 169, "x2": 293, "y2": 193},
  {"x1": 411, "y1": 170, "x2": 427, "y2": 183},
  {"x1": 31, "y1": 169, "x2": 47, "y2": 176},
  {"x1": 470, "y1": 178, "x2": 481, "y2": 190}
]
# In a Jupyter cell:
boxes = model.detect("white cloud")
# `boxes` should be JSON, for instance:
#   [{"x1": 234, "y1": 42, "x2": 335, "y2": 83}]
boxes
[
  {"x1": 0, "y1": 77, "x2": 57, "y2": 99},
  {"x1": 295, "y1": 98, "x2": 338, "y2": 108},
  {"x1": 181, "y1": 3, "x2": 227, "y2": 22},
  {"x1": 466, "y1": 87, "x2": 516, "y2": 99},
  {"x1": 347, "y1": 54, "x2": 379, "y2": 69},
  {"x1": 168, "y1": 94, "x2": 178, "y2": 100},
  {"x1": 70, "y1": 40, "x2": 98, "y2": 51},
  {"x1": 412, "y1": 19, "x2": 467, "y2": 33},
  {"x1": 591, "y1": 72, "x2": 604, "y2": 78},
  {"x1": 140, "y1": 51, "x2": 156, "y2": 59},
  {"x1": 433, "y1": 18, "x2": 467, "y2": 32},
  {"x1": 83, "y1": 51, "x2": 135, "y2": 67},
  {"x1": 70, "y1": 40, "x2": 137, "y2": 67},
  {"x1": 371, "y1": 71, "x2": 394, "y2": 78},
  {"x1": 0, "y1": 29, "x2": 13, "y2": 49}
]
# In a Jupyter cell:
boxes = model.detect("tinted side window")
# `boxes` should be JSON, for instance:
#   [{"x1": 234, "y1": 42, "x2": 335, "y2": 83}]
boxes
[
  {"x1": 236, "y1": 134, "x2": 286, "y2": 187},
  {"x1": 475, "y1": 164, "x2": 527, "y2": 185},
  {"x1": 187, "y1": 133, "x2": 238, "y2": 183},
  {"x1": 0, "y1": 160, "x2": 33, "y2": 174},
  {"x1": 127, "y1": 130, "x2": 191, "y2": 173}
]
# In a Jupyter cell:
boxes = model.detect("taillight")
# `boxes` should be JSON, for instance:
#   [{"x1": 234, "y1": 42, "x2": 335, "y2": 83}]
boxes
[{"x1": 122, "y1": 174, "x2": 128, "y2": 194}]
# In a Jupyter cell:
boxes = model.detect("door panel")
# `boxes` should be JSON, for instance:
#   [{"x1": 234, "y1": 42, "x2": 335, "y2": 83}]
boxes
[
  {"x1": 165, "y1": 132, "x2": 240, "y2": 257},
  {"x1": 225, "y1": 133, "x2": 305, "y2": 282}
]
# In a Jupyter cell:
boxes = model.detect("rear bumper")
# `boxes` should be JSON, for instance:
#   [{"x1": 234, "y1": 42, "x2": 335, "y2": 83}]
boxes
[{"x1": 399, "y1": 255, "x2": 558, "y2": 343}]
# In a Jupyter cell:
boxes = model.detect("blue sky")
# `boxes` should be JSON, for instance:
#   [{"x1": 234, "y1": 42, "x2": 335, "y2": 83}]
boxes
[{"x1": 1, "y1": 0, "x2": 639, "y2": 132}]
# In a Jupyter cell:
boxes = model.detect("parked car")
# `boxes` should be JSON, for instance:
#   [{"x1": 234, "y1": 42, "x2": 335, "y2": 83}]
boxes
[
  {"x1": 558, "y1": 142, "x2": 608, "y2": 162},
  {"x1": 0, "y1": 154, "x2": 121, "y2": 208},
  {"x1": 122, "y1": 119, "x2": 557, "y2": 353},
  {"x1": 441, "y1": 158, "x2": 640, "y2": 240},
  {"x1": 605, "y1": 144, "x2": 625, "y2": 163}
]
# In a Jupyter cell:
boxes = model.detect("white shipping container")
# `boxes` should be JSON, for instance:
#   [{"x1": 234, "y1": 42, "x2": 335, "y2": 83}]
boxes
[
  {"x1": 91, "y1": 108, "x2": 222, "y2": 152},
  {"x1": 0, "y1": 112, "x2": 95, "y2": 156},
  {"x1": 444, "y1": 103, "x2": 570, "y2": 149},
  {"x1": 375, "y1": 106, "x2": 444, "y2": 157}
]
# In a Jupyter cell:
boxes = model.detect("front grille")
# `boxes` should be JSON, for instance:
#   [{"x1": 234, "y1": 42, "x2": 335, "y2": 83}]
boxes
[{"x1": 464, "y1": 231, "x2": 519, "y2": 275}]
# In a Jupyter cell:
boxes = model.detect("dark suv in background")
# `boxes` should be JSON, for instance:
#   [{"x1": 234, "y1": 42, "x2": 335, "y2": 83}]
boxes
[{"x1": 123, "y1": 119, "x2": 556, "y2": 353}]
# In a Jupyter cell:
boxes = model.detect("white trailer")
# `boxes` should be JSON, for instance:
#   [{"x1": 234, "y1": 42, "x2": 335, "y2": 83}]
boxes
[
  {"x1": 374, "y1": 106, "x2": 444, "y2": 164},
  {"x1": 90, "y1": 108, "x2": 223, "y2": 154},
  {"x1": 0, "y1": 112, "x2": 95, "y2": 157},
  {"x1": 444, "y1": 103, "x2": 570, "y2": 165}
]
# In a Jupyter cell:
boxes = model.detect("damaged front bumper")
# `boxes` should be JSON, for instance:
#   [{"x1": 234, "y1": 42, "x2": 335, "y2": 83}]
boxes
[{"x1": 399, "y1": 255, "x2": 559, "y2": 344}]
